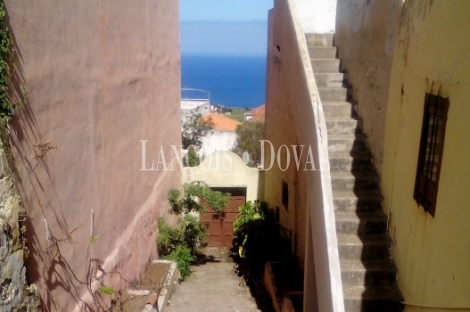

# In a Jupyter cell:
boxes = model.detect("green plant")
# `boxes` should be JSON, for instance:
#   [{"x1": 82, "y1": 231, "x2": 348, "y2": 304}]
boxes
[
  {"x1": 168, "y1": 182, "x2": 230, "y2": 214},
  {"x1": 184, "y1": 145, "x2": 200, "y2": 167},
  {"x1": 0, "y1": 1, "x2": 25, "y2": 123},
  {"x1": 163, "y1": 245, "x2": 195, "y2": 280},
  {"x1": 233, "y1": 200, "x2": 270, "y2": 259},
  {"x1": 0, "y1": 1, "x2": 12, "y2": 122},
  {"x1": 157, "y1": 215, "x2": 208, "y2": 255},
  {"x1": 182, "y1": 112, "x2": 213, "y2": 149},
  {"x1": 233, "y1": 200, "x2": 289, "y2": 263},
  {"x1": 98, "y1": 286, "x2": 115, "y2": 295},
  {"x1": 90, "y1": 234, "x2": 98, "y2": 243},
  {"x1": 158, "y1": 183, "x2": 229, "y2": 280},
  {"x1": 156, "y1": 217, "x2": 181, "y2": 255},
  {"x1": 180, "y1": 214, "x2": 208, "y2": 253},
  {"x1": 232, "y1": 201, "x2": 291, "y2": 289},
  {"x1": 156, "y1": 216, "x2": 207, "y2": 280},
  {"x1": 232, "y1": 121, "x2": 264, "y2": 167}
]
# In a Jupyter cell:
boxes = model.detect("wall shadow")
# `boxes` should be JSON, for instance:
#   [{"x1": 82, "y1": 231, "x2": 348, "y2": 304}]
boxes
[{"x1": 2, "y1": 7, "x2": 89, "y2": 311}]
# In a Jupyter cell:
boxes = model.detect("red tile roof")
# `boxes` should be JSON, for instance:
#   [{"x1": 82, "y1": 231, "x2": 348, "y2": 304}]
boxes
[
  {"x1": 203, "y1": 113, "x2": 241, "y2": 131},
  {"x1": 247, "y1": 104, "x2": 265, "y2": 122}
]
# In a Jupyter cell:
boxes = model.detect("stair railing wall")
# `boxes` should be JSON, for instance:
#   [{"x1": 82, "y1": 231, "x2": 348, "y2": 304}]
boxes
[{"x1": 266, "y1": 0, "x2": 345, "y2": 311}]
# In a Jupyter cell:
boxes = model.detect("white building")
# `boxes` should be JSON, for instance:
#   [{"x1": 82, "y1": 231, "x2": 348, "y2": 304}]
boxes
[
  {"x1": 200, "y1": 113, "x2": 241, "y2": 156},
  {"x1": 181, "y1": 99, "x2": 210, "y2": 123}
]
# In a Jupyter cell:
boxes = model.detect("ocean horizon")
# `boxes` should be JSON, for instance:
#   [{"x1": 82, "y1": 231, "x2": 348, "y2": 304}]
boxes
[{"x1": 181, "y1": 54, "x2": 267, "y2": 108}]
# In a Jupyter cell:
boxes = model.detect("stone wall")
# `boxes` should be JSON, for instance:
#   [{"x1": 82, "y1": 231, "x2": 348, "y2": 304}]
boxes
[{"x1": 0, "y1": 133, "x2": 40, "y2": 311}]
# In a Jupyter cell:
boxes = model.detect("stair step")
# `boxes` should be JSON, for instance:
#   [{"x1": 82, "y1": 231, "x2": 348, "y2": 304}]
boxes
[
  {"x1": 331, "y1": 171, "x2": 380, "y2": 191},
  {"x1": 343, "y1": 285, "x2": 403, "y2": 312},
  {"x1": 340, "y1": 260, "x2": 398, "y2": 287},
  {"x1": 322, "y1": 101, "x2": 356, "y2": 118},
  {"x1": 309, "y1": 46, "x2": 337, "y2": 58},
  {"x1": 328, "y1": 152, "x2": 373, "y2": 172},
  {"x1": 328, "y1": 135, "x2": 369, "y2": 153},
  {"x1": 326, "y1": 119, "x2": 362, "y2": 136},
  {"x1": 333, "y1": 190, "x2": 383, "y2": 212},
  {"x1": 306, "y1": 33, "x2": 334, "y2": 46},
  {"x1": 311, "y1": 58, "x2": 340, "y2": 73},
  {"x1": 318, "y1": 87, "x2": 348, "y2": 101},
  {"x1": 335, "y1": 211, "x2": 387, "y2": 235},
  {"x1": 337, "y1": 234, "x2": 391, "y2": 261},
  {"x1": 315, "y1": 41, "x2": 404, "y2": 312},
  {"x1": 315, "y1": 72, "x2": 345, "y2": 87}
]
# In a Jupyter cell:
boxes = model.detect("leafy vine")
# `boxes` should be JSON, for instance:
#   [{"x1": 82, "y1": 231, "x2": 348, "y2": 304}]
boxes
[{"x1": 0, "y1": 0, "x2": 26, "y2": 123}]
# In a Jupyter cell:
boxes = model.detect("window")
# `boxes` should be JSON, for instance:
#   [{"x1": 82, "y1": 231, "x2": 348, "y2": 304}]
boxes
[
  {"x1": 282, "y1": 180, "x2": 289, "y2": 210},
  {"x1": 414, "y1": 93, "x2": 449, "y2": 216}
]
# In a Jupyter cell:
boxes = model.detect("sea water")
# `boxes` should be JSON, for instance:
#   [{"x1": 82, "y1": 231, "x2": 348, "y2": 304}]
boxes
[{"x1": 181, "y1": 54, "x2": 267, "y2": 108}]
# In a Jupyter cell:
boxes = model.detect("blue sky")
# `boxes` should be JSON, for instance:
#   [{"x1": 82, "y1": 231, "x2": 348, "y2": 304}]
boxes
[
  {"x1": 180, "y1": 0, "x2": 273, "y2": 22},
  {"x1": 180, "y1": 0, "x2": 273, "y2": 56}
]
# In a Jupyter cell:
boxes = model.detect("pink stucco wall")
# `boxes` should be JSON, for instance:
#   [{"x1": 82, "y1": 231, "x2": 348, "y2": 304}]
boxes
[{"x1": 4, "y1": 1, "x2": 181, "y2": 310}]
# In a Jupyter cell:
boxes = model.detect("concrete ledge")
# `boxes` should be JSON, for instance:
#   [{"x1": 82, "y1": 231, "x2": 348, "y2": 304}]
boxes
[
  {"x1": 264, "y1": 262, "x2": 281, "y2": 312},
  {"x1": 264, "y1": 262, "x2": 305, "y2": 312},
  {"x1": 126, "y1": 260, "x2": 178, "y2": 312},
  {"x1": 282, "y1": 297, "x2": 296, "y2": 312},
  {"x1": 283, "y1": 291, "x2": 304, "y2": 312},
  {"x1": 150, "y1": 260, "x2": 178, "y2": 312}
]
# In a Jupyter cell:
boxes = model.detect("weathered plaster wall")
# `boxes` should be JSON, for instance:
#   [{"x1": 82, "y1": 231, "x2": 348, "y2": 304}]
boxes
[
  {"x1": 382, "y1": 1, "x2": 470, "y2": 310},
  {"x1": 265, "y1": 2, "x2": 309, "y2": 274},
  {"x1": 183, "y1": 151, "x2": 264, "y2": 202},
  {"x1": 4, "y1": 1, "x2": 181, "y2": 310},
  {"x1": 266, "y1": 1, "x2": 344, "y2": 311},
  {"x1": 335, "y1": 0, "x2": 403, "y2": 175},
  {"x1": 294, "y1": 0, "x2": 337, "y2": 34}
]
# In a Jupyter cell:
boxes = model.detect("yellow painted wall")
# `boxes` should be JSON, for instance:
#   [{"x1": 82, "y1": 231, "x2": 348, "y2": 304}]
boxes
[
  {"x1": 335, "y1": 0, "x2": 403, "y2": 175},
  {"x1": 182, "y1": 151, "x2": 264, "y2": 202},
  {"x1": 264, "y1": 3, "x2": 319, "y2": 269},
  {"x1": 382, "y1": 1, "x2": 470, "y2": 310}
]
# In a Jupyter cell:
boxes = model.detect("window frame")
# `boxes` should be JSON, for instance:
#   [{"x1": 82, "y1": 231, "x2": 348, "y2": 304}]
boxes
[
  {"x1": 413, "y1": 92, "x2": 449, "y2": 216},
  {"x1": 282, "y1": 180, "x2": 289, "y2": 210}
]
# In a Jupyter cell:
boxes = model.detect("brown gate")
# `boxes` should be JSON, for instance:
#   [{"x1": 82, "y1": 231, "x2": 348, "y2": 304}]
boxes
[{"x1": 201, "y1": 194, "x2": 245, "y2": 248}]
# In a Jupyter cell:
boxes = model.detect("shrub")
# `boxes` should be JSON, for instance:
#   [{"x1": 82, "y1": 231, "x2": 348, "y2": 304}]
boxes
[
  {"x1": 156, "y1": 217, "x2": 182, "y2": 256},
  {"x1": 233, "y1": 200, "x2": 270, "y2": 259},
  {"x1": 163, "y1": 245, "x2": 195, "y2": 280},
  {"x1": 158, "y1": 182, "x2": 230, "y2": 280},
  {"x1": 183, "y1": 145, "x2": 200, "y2": 167},
  {"x1": 156, "y1": 216, "x2": 208, "y2": 280},
  {"x1": 168, "y1": 183, "x2": 230, "y2": 214},
  {"x1": 232, "y1": 121, "x2": 264, "y2": 167},
  {"x1": 233, "y1": 200, "x2": 288, "y2": 266}
]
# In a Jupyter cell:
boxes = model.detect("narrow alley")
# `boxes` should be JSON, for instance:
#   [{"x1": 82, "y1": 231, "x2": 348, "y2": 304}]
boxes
[{"x1": 166, "y1": 248, "x2": 267, "y2": 312}]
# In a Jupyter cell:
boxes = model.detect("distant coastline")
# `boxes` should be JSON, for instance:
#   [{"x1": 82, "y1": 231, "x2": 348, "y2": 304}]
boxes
[{"x1": 181, "y1": 54, "x2": 267, "y2": 108}]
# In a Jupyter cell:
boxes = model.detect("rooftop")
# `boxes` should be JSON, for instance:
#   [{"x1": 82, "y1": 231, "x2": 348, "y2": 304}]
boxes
[
  {"x1": 181, "y1": 99, "x2": 210, "y2": 110},
  {"x1": 245, "y1": 104, "x2": 265, "y2": 122},
  {"x1": 203, "y1": 113, "x2": 242, "y2": 132}
]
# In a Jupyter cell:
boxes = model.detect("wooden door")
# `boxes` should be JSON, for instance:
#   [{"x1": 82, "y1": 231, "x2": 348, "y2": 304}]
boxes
[{"x1": 201, "y1": 195, "x2": 245, "y2": 247}]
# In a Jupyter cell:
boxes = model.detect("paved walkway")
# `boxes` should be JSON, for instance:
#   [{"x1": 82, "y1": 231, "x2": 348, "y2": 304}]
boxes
[{"x1": 165, "y1": 248, "x2": 264, "y2": 312}]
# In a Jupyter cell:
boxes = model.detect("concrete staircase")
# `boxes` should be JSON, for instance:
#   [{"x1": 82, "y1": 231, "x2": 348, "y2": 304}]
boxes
[{"x1": 306, "y1": 34, "x2": 403, "y2": 312}]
